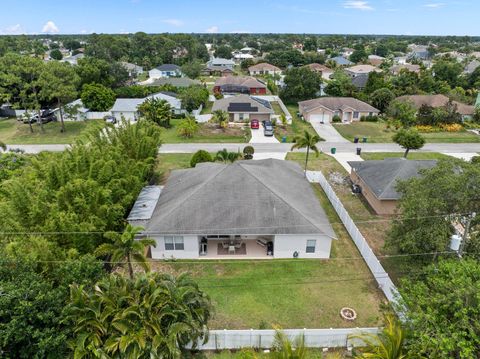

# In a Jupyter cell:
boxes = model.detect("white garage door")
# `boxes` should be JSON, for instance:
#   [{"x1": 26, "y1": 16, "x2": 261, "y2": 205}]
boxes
[{"x1": 309, "y1": 113, "x2": 331, "y2": 123}]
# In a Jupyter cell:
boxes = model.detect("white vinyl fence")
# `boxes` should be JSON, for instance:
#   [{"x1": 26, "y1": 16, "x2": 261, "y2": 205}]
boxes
[
  {"x1": 306, "y1": 171, "x2": 400, "y2": 305},
  {"x1": 194, "y1": 328, "x2": 379, "y2": 350}
]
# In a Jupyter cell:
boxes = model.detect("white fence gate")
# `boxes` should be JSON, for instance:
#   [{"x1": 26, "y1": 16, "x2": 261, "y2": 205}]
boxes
[
  {"x1": 194, "y1": 328, "x2": 379, "y2": 350},
  {"x1": 306, "y1": 171, "x2": 400, "y2": 304}
]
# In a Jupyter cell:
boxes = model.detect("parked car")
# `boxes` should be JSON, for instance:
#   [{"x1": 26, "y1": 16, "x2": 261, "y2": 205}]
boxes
[
  {"x1": 104, "y1": 115, "x2": 117, "y2": 124},
  {"x1": 262, "y1": 120, "x2": 273, "y2": 128},
  {"x1": 264, "y1": 124, "x2": 274, "y2": 137},
  {"x1": 24, "y1": 109, "x2": 57, "y2": 124},
  {"x1": 250, "y1": 119, "x2": 259, "y2": 129}
]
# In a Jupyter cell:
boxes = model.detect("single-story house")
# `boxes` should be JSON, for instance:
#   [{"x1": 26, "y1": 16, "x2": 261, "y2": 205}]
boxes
[
  {"x1": 214, "y1": 76, "x2": 267, "y2": 95},
  {"x1": 298, "y1": 97, "x2": 379, "y2": 123},
  {"x1": 345, "y1": 64, "x2": 381, "y2": 78},
  {"x1": 305, "y1": 63, "x2": 334, "y2": 80},
  {"x1": 391, "y1": 64, "x2": 421, "y2": 75},
  {"x1": 121, "y1": 62, "x2": 144, "y2": 77},
  {"x1": 201, "y1": 65, "x2": 235, "y2": 76},
  {"x1": 248, "y1": 63, "x2": 282, "y2": 76},
  {"x1": 351, "y1": 75, "x2": 369, "y2": 91},
  {"x1": 233, "y1": 53, "x2": 254, "y2": 62},
  {"x1": 145, "y1": 77, "x2": 201, "y2": 88},
  {"x1": 407, "y1": 46, "x2": 430, "y2": 60},
  {"x1": 464, "y1": 60, "x2": 480, "y2": 75},
  {"x1": 348, "y1": 158, "x2": 437, "y2": 215},
  {"x1": 148, "y1": 64, "x2": 183, "y2": 79},
  {"x1": 212, "y1": 94, "x2": 274, "y2": 122},
  {"x1": 207, "y1": 58, "x2": 235, "y2": 70},
  {"x1": 329, "y1": 56, "x2": 353, "y2": 66},
  {"x1": 393, "y1": 56, "x2": 408, "y2": 65},
  {"x1": 110, "y1": 92, "x2": 182, "y2": 122},
  {"x1": 60, "y1": 53, "x2": 84, "y2": 66},
  {"x1": 367, "y1": 55, "x2": 385, "y2": 67},
  {"x1": 396, "y1": 94, "x2": 475, "y2": 121},
  {"x1": 128, "y1": 159, "x2": 336, "y2": 259},
  {"x1": 60, "y1": 99, "x2": 89, "y2": 121}
]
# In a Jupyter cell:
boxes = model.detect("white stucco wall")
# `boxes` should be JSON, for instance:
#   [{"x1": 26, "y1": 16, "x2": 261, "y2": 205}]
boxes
[
  {"x1": 111, "y1": 111, "x2": 137, "y2": 122},
  {"x1": 148, "y1": 69, "x2": 164, "y2": 79},
  {"x1": 273, "y1": 235, "x2": 333, "y2": 259},
  {"x1": 151, "y1": 235, "x2": 199, "y2": 259}
]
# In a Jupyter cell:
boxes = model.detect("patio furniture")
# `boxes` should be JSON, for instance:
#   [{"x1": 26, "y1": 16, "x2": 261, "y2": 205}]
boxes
[
  {"x1": 234, "y1": 241, "x2": 242, "y2": 249},
  {"x1": 222, "y1": 242, "x2": 229, "y2": 249},
  {"x1": 256, "y1": 239, "x2": 268, "y2": 247},
  {"x1": 228, "y1": 245, "x2": 235, "y2": 254}
]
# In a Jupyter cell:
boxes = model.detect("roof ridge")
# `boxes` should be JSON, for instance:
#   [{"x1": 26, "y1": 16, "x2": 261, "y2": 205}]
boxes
[
  {"x1": 238, "y1": 160, "x2": 334, "y2": 237},
  {"x1": 377, "y1": 159, "x2": 411, "y2": 198}
]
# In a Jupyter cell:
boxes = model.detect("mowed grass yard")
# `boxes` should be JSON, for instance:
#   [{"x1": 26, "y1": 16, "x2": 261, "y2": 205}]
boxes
[
  {"x1": 153, "y1": 152, "x2": 384, "y2": 329},
  {"x1": 360, "y1": 152, "x2": 452, "y2": 161},
  {"x1": 274, "y1": 105, "x2": 320, "y2": 143},
  {"x1": 161, "y1": 119, "x2": 250, "y2": 144},
  {"x1": 333, "y1": 121, "x2": 480, "y2": 143},
  {"x1": 0, "y1": 118, "x2": 105, "y2": 144}
]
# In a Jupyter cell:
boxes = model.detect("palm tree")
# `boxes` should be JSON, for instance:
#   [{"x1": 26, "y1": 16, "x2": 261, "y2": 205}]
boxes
[
  {"x1": 95, "y1": 224, "x2": 156, "y2": 279},
  {"x1": 271, "y1": 329, "x2": 307, "y2": 359},
  {"x1": 291, "y1": 130, "x2": 321, "y2": 174},
  {"x1": 350, "y1": 314, "x2": 407, "y2": 359},
  {"x1": 211, "y1": 109, "x2": 229, "y2": 129},
  {"x1": 215, "y1": 148, "x2": 242, "y2": 163}
]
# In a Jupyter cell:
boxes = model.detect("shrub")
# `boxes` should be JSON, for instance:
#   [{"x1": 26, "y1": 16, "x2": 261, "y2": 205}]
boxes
[
  {"x1": 440, "y1": 123, "x2": 463, "y2": 132},
  {"x1": 176, "y1": 117, "x2": 199, "y2": 138},
  {"x1": 332, "y1": 115, "x2": 341, "y2": 123},
  {"x1": 190, "y1": 150, "x2": 213, "y2": 167},
  {"x1": 415, "y1": 125, "x2": 437, "y2": 133},
  {"x1": 243, "y1": 145, "x2": 255, "y2": 160},
  {"x1": 471, "y1": 156, "x2": 480, "y2": 164},
  {"x1": 360, "y1": 115, "x2": 366, "y2": 122},
  {"x1": 364, "y1": 115, "x2": 378, "y2": 122}
]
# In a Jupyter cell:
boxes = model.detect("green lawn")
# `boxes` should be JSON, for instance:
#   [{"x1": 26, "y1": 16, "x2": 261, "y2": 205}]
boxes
[
  {"x1": 155, "y1": 153, "x2": 197, "y2": 184},
  {"x1": 333, "y1": 121, "x2": 480, "y2": 143},
  {"x1": 270, "y1": 102, "x2": 283, "y2": 116},
  {"x1": 274, "y1": 105, "x2": 320, "y2": 143},
  {"x1": 0, "y1": 118, "x2": 105, "y2": 144},
  {"x1": 161, "y1": 119, "x2": 250, "y2": 143},
  {"x1": 201, "y1": 101, "x2": 214, "y2": 115},
  {"x1": 360, "y1": 152, "x2": 451, "y2": 161}
]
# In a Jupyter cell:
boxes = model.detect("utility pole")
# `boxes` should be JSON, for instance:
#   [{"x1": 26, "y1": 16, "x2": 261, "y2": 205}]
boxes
[{"x1": 458, "y1": 212, "x2": 476, "y2": 258}]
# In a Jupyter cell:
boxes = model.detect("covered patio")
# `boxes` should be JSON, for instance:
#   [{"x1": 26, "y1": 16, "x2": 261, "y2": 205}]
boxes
[{"x1": 199, "y1": 235, "x2": 274, "y2": 259}]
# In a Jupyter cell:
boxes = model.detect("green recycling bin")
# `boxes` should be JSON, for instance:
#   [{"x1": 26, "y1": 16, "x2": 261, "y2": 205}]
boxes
[
  {"x1": 362, "y1": 137, "x2": 368, "y2": 143},
  {"x1": 282, "y1": 136, "x2": 287, "y2": 143},
  {"x1": 331, "y1": 147, "x2": 337, "y2": 154}
]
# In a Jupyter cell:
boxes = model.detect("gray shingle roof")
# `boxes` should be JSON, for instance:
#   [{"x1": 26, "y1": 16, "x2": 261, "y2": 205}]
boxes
[
  {"x1": 212, "y1": 94, "x2": 274, "y2": 114},
  {"x1": 330, "y1": 56, "x2": 353, "y2": 66},
  {"x1": 155, "y1": 64, "x2": 180, "y2": 71},
  {"x1": 348, "y1": 158, "x2": 437, "y2": 200},
  {"x1": 144, "y1": 159, "x2": 336, "y2": 237}
]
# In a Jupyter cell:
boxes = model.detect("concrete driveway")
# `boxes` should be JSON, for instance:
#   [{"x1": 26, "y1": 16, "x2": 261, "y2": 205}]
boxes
[
  {"x1": 249, "y1": 128, "x2": 279, "y2": 144},
  {"x1": 310, "y1": 121, "x2": 349, "y2": 143}
]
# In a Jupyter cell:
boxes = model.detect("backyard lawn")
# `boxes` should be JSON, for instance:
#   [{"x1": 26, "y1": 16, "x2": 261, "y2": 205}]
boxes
[
  {"x1": 360, "y1": 152, "x2": 451, "y2": 161},
  {"x1": 274, "y1": 105, "x2": 320, "y2": 143},
  {"x1": 155, "y1": 153, "x2": 198, "y2": 183},
  {"x1": 0, "y1": 118, "x2": 105, "y2": 144},
  {"x1": 161, "y1": 119, "x2": 251, "y2": 143},
  {"x1": 333, "y1": 121, "x2": 480, "y2": 143}
]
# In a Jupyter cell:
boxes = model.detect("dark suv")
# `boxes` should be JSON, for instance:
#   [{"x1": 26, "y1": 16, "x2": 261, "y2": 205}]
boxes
[{"x1": 25, "y1": 109, "x2": 57, "y2": 124}]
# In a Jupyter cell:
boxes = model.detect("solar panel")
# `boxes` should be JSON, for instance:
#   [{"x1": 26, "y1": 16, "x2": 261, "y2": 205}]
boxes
[{"x1": 228, "y1": 103, "x2": 259, "y2": 112}]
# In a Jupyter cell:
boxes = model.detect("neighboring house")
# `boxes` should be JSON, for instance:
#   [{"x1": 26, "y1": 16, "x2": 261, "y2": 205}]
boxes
[
  {"x1": 407, "y1": 45, "x2": 430, "y2": 60},
  {"x1": 207, "y1": 58, "x2": 235, "y2": 70},
  {"x1": 233, "y1": 52, "x2": 254, "y2": 62},
  {"x1": 345, "y1": 64, "x2": 381, "y2": 78},
  {"x1": 305, "y1": 63, "x2": 334, "y2": 80},
  {"x1": 214, "y1": 76, "x2": 267, "y2": 95},
  {"x1": 351, "y1": 75, "x2": 369, "y2": 91},
  {"x1": 391, "y1": 64, "x2": 421, "y2": 75},
  {"x1": 471, "y1": 51, "x2": 480, "y2": 59},
  {"x1": 248, "y1": 62, "x2": 282, "y2": 76},
  {"x1": 128, "y1": 159, "x2": 337, "y2": 259},
  {"x1": 367, "y1": 54, "x2": 385, "y2": 67},
  {"x1": 329, "y1": 56, "x2": 354, "y2": 66},
  {"x1": 121, "y1": 62, "x2": 144, "y2": 77},
  {"x1": 145, "y1": 77, "x2": 201, "y2": 88},
  {"x1": 211, "y1": 94, "x2": 274, "y2": 122},
  {"x1": 396, "y1": 94, "x2": 475, "y2": 121},
  {"x1": 60, "y1": 99, "x2": 89, "y2": 121},
  {"x1": 464, "y1": 60, "x2": 480, "y2": 74},
  {"x1": 342, "y1": 48, "x2": 354, "y2": 57},
  {"x1": 393, "y1": 56, "x2": 408, "y2": 65},
  {"x1": 201, "y1": 65, "x2": 235, "y2": 76},
  {"x1": 436, "y1": 51, "x2": 467, "y2": 62},
  {"x1": 60, "y1": 53, "x2": 84, "y2": 66},
  {"x1": 110, "y1": 92, "x2": 182, "y2": 122},
  {"x1": 298, "y1": 97, "x2": 379, "y2": 123},
  {"x1": 348, "y1": 158, "x2": 437, "y2": 215},
  {"x1": 148, "y1": 64, "x2": 183, "y2": 79}
]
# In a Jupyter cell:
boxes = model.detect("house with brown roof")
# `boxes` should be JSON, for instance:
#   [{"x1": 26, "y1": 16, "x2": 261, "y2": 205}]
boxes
[
  {"x1": 213, "y1": 76, "x2": 267, "y2": 95},
  {"x1": 305, "y1": 63, "x2": 334, "y2": 80},
  {"x1": 345, "y1": 64, "x2": 382, "y2": 78},
  {"x1": 390, "y1": 64, "x2": 421, "y2": 75},
  {"x1": 298, "y1": 97, "x2": 379, "y2": 123},
  {"x1": 212, "y1": 94, "x2": 274, "y2": 122},
  {"x1": 248, "y1": 63, "x2": 282, "y2": 76},
  {"x1": 367, "y1": 55, "x2": 385, "y2": 67},
  {"x1": 396, "y1": 94, "x2": 475, "y2": 120}
]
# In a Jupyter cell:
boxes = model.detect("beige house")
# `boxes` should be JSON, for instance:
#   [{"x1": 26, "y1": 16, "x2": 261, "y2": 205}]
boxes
[
  {"x1": 305, "y1": 63, "x2": 334, "y2": 80},
  {"x1": 348, "y1": 159, "x2": 437, "y2": 215},
  {"x1": 212, "y1": 94, "x2": 273, "y2": 122},
  {"x1": 248, "y1": 62, "x2": 282, "y2": 76},
  {"x1": 298, "y1": 97, "x2": 379, "y2": 123},
  {"x1": 345, "y1": 64, "x2": 381, "y2": 78}
]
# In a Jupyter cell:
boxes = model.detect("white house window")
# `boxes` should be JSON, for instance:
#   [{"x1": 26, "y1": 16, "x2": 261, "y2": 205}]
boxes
[
  {"x1": 353, "y1": 111, "x2": 359, "y2": 119},
  {"x1": 164, "y1": 236, "x2": 184, "y2": 250},
  {"x1": 306, "y1": 240, "x2": 316, "y2": 253},
  {"x1": 239, "y1": 113, "x2": 244, "y2": 121}
]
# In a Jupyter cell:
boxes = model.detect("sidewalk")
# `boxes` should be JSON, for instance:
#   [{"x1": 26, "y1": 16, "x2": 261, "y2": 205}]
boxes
[{"x1": 325, "y1": 151, "x2": 363, "y2": 172}]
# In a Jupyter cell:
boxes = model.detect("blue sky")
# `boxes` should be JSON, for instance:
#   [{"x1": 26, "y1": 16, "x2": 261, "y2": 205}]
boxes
[{"x1": 0, "y1": 0, "x2": 478, "y2": 36}]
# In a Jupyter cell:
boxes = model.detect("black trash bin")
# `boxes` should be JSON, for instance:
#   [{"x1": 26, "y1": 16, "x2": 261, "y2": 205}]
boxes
[
  {"x1": 354, "y1": 137, "x2": 359, "y2": 143},
  {"x1": 362, "y1": 137, "x2": 367, "y2": 143},
  {"x1": 356, "y1": 147, "x2": 362, "y2": 155}
]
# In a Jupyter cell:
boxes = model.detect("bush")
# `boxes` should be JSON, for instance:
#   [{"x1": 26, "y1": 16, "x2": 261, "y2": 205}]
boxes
[
  {"x1": 243, "y1": 145, "x2": 255, "y2": 160},
  {"x1": 440, "y1": 123, "x2": 463, "y2": 132},
  {"x1": 177, "y1": 117, "x2": 199, "y2": 138},
  {"x1": 364, "y1": 115, "x2": 378, "y2": 122},
  {"x1": 471, "y1": 156, "x2": 480, "y2": 164},
  {"x1": 190, "y1": 150, "x2": 213, "y2": 167},
  {"x1": 332, "y1": 115, "x2": 341, "y2": 123}
]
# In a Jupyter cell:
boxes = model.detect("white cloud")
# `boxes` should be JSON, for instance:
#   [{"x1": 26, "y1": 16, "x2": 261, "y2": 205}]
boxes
[
  {"x1": 161, "y1": 19, "x2": 184, "y2": 27},
  {"x1": 343, "y1": 1, "x2": 374, "y2": 10},
  {"x1": 0, "y1": 24, "x2": 26, "y2": 35},
  {"x1": 205, "y1": 26, "x2": 219, "y2": 33},
  {"x1": 423, "y1": 2, "x2": 445, "y2": 8},
  {"x1": 42, "y1": 21, "x2": 59, "y2": 33}
]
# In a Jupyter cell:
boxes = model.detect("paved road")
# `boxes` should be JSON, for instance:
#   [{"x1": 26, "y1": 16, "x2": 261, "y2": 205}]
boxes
[{"x1": 6, "y1": 142, "x2": 480, "y2": 154}]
